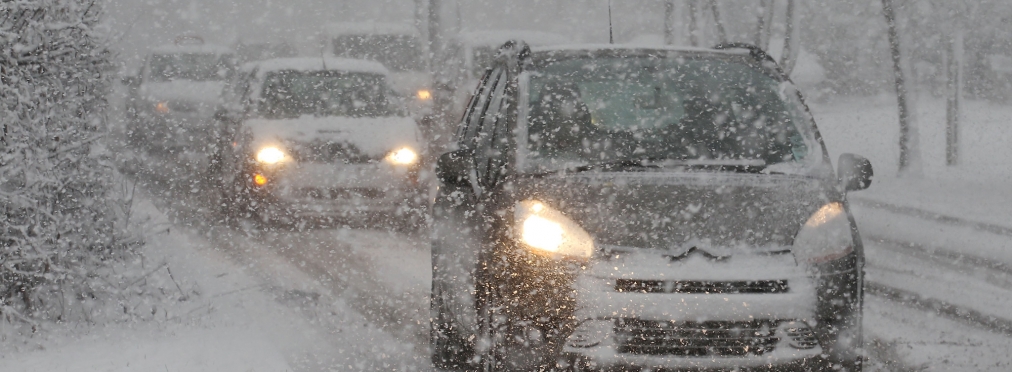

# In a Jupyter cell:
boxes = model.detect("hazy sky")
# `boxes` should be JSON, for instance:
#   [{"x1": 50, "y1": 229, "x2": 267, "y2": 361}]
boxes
[{"x1": 105, "y1": 0, "x2": 680, "y2": 69}]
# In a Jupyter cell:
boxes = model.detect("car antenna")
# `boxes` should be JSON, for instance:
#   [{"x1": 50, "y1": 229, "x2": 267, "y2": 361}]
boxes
[{"x1": 608, "y1": 0, "x2": 614, "y2": 44}]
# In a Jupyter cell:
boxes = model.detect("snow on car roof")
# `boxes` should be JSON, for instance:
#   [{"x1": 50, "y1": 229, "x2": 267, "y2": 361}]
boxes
[
  {"x1": 150, "y1": 43, "x2": 233, "y2": 55},
  {"x1": 243, "y1": 57, "x2": 389, "y2": 76},
  {"x1": 322, "y1": 22, "x2": 420, "y2": 37},
  {"x1": 529, "y1": 43, "x2": 749, "y2": 55},
  {"x1": 455, "y1": 30, "x2": 570, "y2": 47}
]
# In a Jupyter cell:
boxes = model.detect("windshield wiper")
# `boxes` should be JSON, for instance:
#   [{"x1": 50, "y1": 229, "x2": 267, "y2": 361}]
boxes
[{"x1": 531, "y1": 158, "x2": 767, "y2": 177}]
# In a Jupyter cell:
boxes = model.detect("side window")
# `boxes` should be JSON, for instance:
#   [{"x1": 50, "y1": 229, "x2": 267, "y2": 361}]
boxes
[{"x1": 474, "y1": 68, "x2": 510, "y2": 185}]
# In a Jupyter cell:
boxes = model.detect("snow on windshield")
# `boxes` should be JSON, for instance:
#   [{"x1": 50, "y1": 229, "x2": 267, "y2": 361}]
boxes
[{"x1": 523, "y1": 54, "x2": 813, "y2": 171}]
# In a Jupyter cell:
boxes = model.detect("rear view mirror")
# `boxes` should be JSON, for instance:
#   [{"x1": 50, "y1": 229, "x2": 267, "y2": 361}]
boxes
[
  {"x1": 436, "y1": 149, "x2": 471, "y2": 187},
  {"x1": 838, "y1": 153, "x2": 873, "y2": 192}
]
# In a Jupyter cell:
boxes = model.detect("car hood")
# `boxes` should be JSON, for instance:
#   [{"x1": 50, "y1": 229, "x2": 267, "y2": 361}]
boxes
[
  {"x1": 516, "y1": 172, "x2": 835, "y2": 249},
  {"x1": 141, "y1": 81, "x2": 224, "y2": 103},
  {"x1": 387, "y1": 71, "x2": 432, "y2": 95},
  {"x1": 244, "y1": 115, "x2": 421, "y2": 159}
]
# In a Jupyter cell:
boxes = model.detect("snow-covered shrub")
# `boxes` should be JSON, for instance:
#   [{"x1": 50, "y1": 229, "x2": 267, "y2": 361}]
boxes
[{"x1": 1, "y1": 0, "x2": 138, "y2": 322}]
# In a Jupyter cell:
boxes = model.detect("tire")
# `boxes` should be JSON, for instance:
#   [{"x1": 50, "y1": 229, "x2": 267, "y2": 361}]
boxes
[{"x1": 431, "y1": 281, "x2": 471, "y2": 370}]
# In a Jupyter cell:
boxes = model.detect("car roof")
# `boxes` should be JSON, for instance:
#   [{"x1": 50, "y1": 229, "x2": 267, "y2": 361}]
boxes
[
  {"x1": 529, "y1": 43, "x2": 749, "y2": 56},
  {"x1": 321, "y1": 22, "x2": 420, "y2": 37},
  {"x1": 455, "y1": 30, "x2": 570, "y2": 48},
  {"x1": 150, "y1": 43, "x2": 233, "y2": 55},
  {"x1": 242, "y1": 57, "x2": 390, "y2": 77}
]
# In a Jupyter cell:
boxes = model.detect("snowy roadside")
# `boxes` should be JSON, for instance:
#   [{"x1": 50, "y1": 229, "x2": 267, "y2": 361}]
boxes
[
  {"x1": 811, "y1": 95, "x2": 1012, "y2": 371},
  {"x1": 0, "y1": 190, "x2": 420, "y2": 371}
]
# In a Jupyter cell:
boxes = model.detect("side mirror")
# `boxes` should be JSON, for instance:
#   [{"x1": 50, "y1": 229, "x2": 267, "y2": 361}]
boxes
[
  {"x1": 838, "y1": 153, "x2": 873, "y2": 192},
  {"x1": 436, "y1": 149, "x2": 472, "y2": 187}
]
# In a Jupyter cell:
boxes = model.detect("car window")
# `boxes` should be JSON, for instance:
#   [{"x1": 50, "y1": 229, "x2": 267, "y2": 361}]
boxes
[
  {"x1": 522, "y1": 55, "x2": 818, "y2": 172},
  {"x1": 256, "y1": 70, "x2": 394, "y2": 119},
  {"x1": 148, "y1": 53, "x2": 232, "y2": 82},
  {"x1": 331, "y1": 34, "x2": 423, "y2": 72}
]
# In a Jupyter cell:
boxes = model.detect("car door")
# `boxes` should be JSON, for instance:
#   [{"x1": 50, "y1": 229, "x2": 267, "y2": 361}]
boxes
[{"x1": 432, "y1": 65, "x2": 508, "y2": 334}]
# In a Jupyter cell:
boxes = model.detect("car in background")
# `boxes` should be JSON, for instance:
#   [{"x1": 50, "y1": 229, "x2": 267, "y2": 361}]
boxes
[
  {"x1": 321, "y1": 22, "x2": 433, "y2": 118},
  {"x1": 235, "y1": 39, "x2": 299, "y2": 64},
  {"x1": 124, "y1": 36, "x2": 236, "y2": 155},
  {"x1": 214, "y1": 57, "x2": 428, "y2": 227},
  {"x1": 430, "y1": 42, "x2": 873, "y2": 372},
  {"x1": 434, "y1": 30, "x2": 569, "y2": 119}
]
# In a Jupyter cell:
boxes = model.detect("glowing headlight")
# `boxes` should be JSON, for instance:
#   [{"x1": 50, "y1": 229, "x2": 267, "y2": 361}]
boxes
[
  {"x1": 792, "y1": 202, "x2": 853, "y2": 264},
  {"x1": 256, "y1": 146, "x2": 286, "y2": 164},
  {"x1": 386, "y1": 147, "x2": 418, "y2": 165},
  {"x1": 416, "y1": 89, "x2": 432, "y2": 100},
  {"x1": 514, "y1": 200, "x2": 594, "y2": 259},
  {"x1": 154, "y1": 101, "x2": 170, "y2": 113}
]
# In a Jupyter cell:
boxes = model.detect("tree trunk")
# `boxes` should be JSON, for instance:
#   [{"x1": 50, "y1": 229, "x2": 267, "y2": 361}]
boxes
[
  {"x1": 755, "y1": 0, "x2": 769, "y2": 47},
  {"x1": 780, "y1": 0, "x2": 797, "y2": 75},
  {"x1": 946, "y1": 28, "x2": 963, "y2": 166},
  {"x1": 664, "y1": 0, "x2": 676, "y2": 45},
  {"x1": 709, "y1": 0, "x2": 727, "y2": 44},
  {"x1": 881, "y1": 0, "x2": 913, "y2": 173},
  {"x1": 688, "y1": 0, "x2": 700, "y2": 47}
]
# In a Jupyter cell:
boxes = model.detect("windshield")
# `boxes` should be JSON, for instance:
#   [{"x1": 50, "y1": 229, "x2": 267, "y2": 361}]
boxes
[
  {"x1": 258, "y1": 70, "x2": 397, "y2": 119},
  {"x1": 522, "y1": 55, "x2": 816, "y2": 172},
  {"x1": 148, "y1": 53, "x2": 230, "y2": 82},
  {"x1": 331, "y1": 34, "x2": 422, "y2": 72}
]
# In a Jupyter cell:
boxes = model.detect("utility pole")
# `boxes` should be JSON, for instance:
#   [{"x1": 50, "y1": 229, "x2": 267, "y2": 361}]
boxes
[
  {"x1": 428, "y1": 0, "x2": 441, "y2": 67},
  {"x1": 881, "y1": 0, "x2": 913, "y2": 173}
]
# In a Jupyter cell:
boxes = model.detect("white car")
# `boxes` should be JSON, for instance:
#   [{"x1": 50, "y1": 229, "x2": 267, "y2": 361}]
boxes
[
  {"x1": 124, "y1": 37, "x2": 235, "y2": 153},
  {"x1": 215, "y1": 57, "x2": 428, "y2": 226},
  {"x1": 321, "y1": 22, "x2": 434, "y2": 118}
]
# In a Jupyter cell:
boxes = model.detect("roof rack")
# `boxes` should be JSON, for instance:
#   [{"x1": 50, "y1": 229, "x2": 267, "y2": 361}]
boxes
[
  {"x1": 174, "y1": 35, "x2": 205, "y2": 46},
  {"x1": 712, "y1": 43, "x2": 777, "y2": 65}
]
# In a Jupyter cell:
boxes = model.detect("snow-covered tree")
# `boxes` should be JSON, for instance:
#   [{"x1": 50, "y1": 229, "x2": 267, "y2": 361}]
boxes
[{"x1": 1, "y1": 0, "x2": 134, "y2": 322}]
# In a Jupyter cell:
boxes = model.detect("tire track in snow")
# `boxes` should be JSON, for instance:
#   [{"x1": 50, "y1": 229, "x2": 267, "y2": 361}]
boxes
[
  {"x1": 852, "y1": 197, "x2": 1012, "y2": 237},
  {"x1": 119, "y1": 150, "x2": 434, "y2": 361},
  {"x1": 865, "y1": 281, "x2": 1012, "y2": 338}
]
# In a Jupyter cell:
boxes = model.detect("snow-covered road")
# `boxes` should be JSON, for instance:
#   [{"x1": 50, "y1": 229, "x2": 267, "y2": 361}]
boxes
[{"x1": 116, "y1": 151, "x2": 1012, "y2": 371}]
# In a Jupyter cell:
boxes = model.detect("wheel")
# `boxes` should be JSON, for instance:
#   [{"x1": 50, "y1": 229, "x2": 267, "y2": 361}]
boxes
[{"x1": 431, "y1": 280, "x2": 471, "y2": 370}]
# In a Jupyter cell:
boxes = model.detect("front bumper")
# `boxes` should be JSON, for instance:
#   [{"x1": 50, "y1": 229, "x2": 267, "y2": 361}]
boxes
[
  {"x1": 249, "y1": 162, "x2": 427, "y2": 220},
  {"x1": 560, "y1": 251, "x2": 823, "y2": 371},
  {"x1": 562, "y1": 318, "x2": 822, "y2": 371}
]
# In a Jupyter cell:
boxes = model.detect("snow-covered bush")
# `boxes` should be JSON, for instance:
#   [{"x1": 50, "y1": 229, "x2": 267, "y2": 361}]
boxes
[{"x1": 1, "y1": 0, "x2": 137, "y2": 322}]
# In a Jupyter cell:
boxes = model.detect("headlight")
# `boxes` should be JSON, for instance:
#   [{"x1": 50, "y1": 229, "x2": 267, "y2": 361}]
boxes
[
  {"x1": 416, "y1": 89, "x2": 432, "y2": 100},
  {"x1": 792, "y1": 202, "x2": 853, "y2": 264},
  {"x1": 256, "y1": 146, "x2": 286, "y2": 164},
  {"x1": 386, "y1": 147, "x2": 418, "y2": 165},
  {"x1": 154, "y1": 101, "x2": 170, "y2": 113},
  {"x1": 514, "y1": 200, "x2": 594, "y2": 259}
]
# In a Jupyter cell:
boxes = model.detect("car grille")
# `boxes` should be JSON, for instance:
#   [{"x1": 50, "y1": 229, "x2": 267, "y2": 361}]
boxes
[
  {"x1": 290, "y1": 141, "x2": 375, "y2": 164},
  {"x1": 615, "y1": 319, "x2": 779, "y2": 357},
  {"x1": 296, "y1": 187, "x2": 384, "y2": 200},
  {"x1": 614, "y1": 279, "x2": 789, "y2": 294}
]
